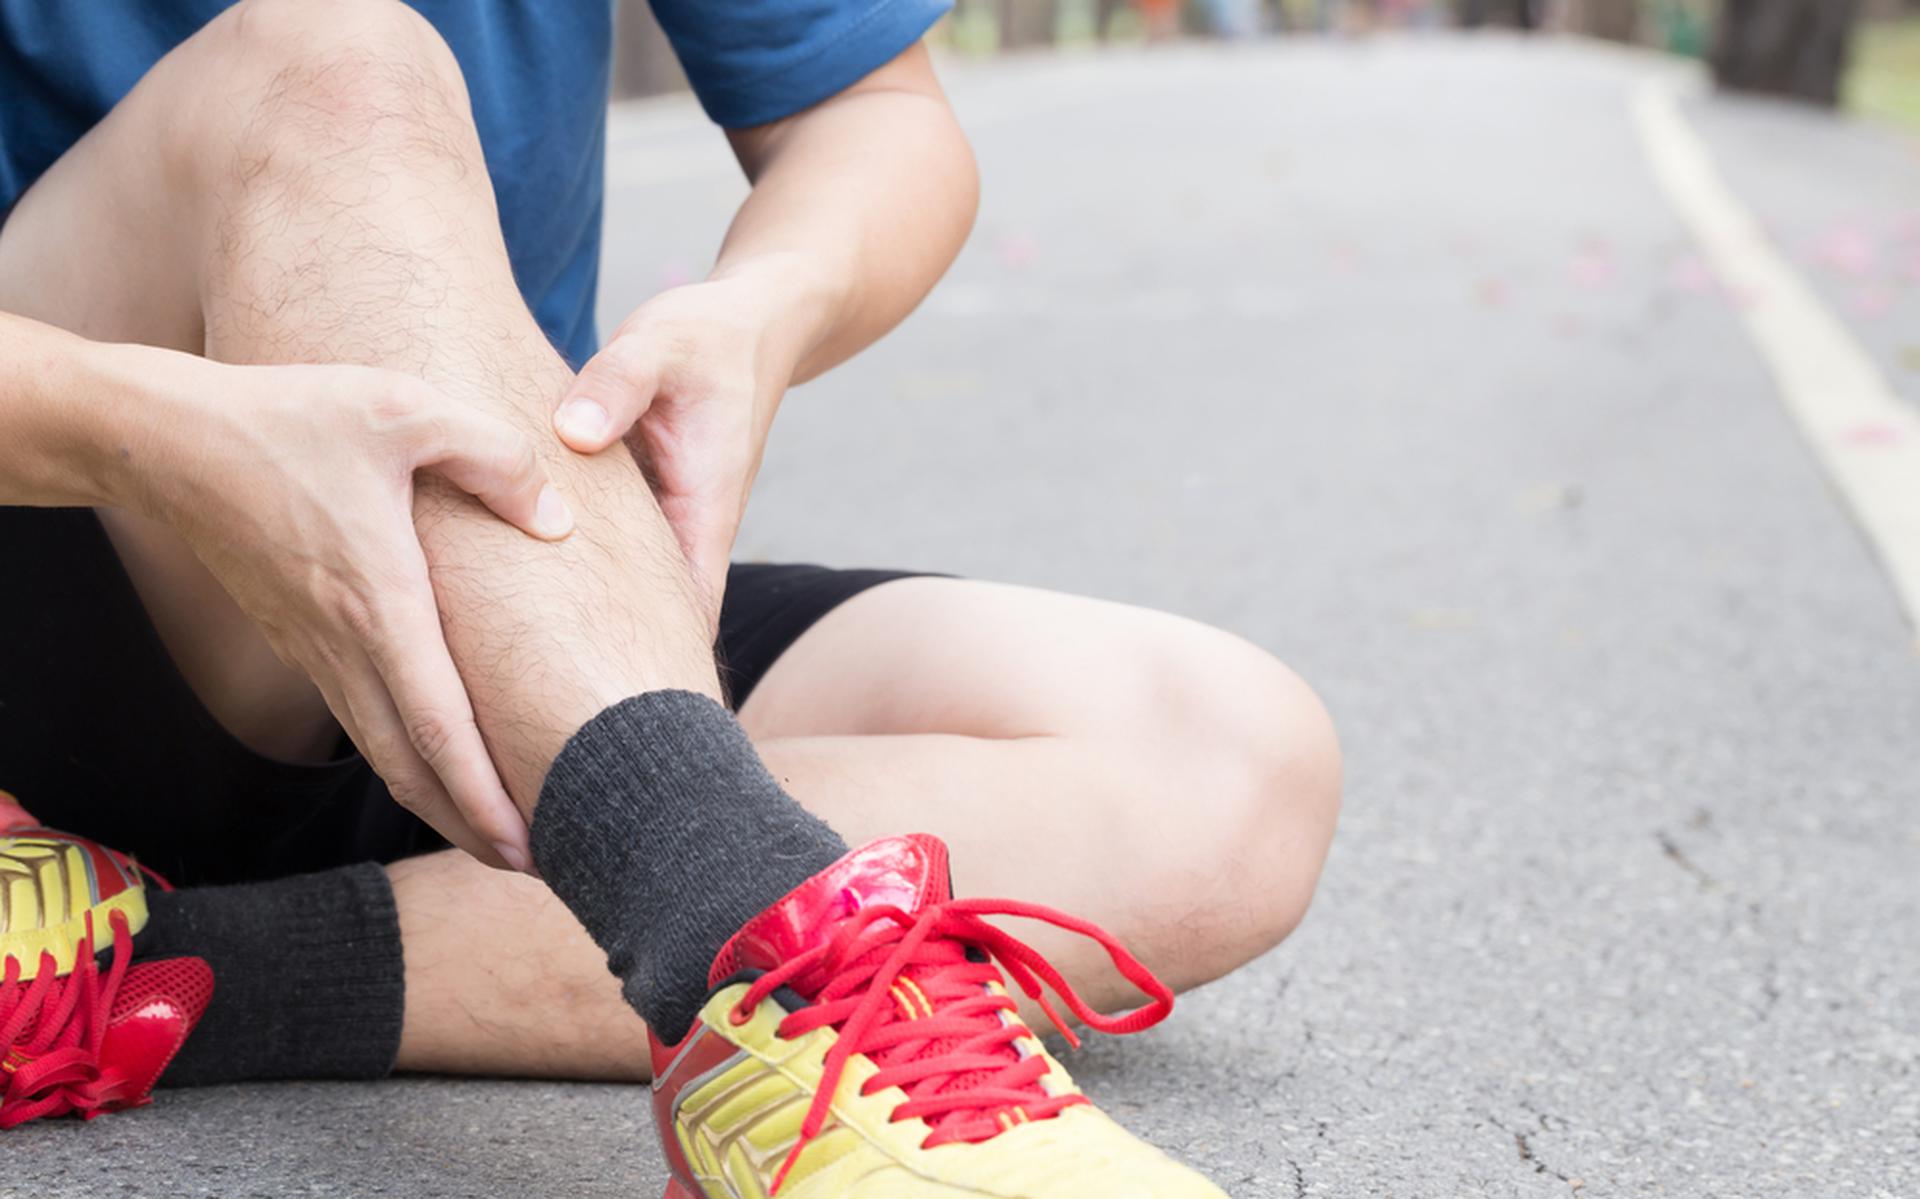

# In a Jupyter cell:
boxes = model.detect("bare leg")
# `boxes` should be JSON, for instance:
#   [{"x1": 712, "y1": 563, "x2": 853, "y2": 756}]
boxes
[
  {"x1": 0, "y1": 0, "x2": 716, "y2": 812},
  {"x1": 0, "y1": 0, "x2": 1340, "y2": 1080},
  {"x1": 394, "y1": 581, "x2": 1341, "y2": 1078}
]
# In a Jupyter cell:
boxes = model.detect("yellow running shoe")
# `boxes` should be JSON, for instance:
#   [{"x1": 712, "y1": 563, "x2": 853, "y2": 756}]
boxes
[
  {"x1": 648, "y1": 834, "x2": 1228, "y2": 1198},
  {"x1": 0, "y1": 790, "x2": 147, "y2": 978},
  {"x1": 1, "y1": 790, "x2": 214, "y2": 1128}
]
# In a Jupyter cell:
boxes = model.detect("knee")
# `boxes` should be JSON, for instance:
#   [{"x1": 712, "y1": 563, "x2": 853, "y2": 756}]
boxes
[
  {"x1": 225, "y1": 0, "x2": 459, "y2": 81},
  {"x1": 207, "y1": 0, "x2": 472, "y2": 166},
  {"x1": 1217, "y1": 650, "x2": 1343, "y2": 952},
  {"x1": 1132, "y1": 624, "x2": 1342, "y2": 986}
]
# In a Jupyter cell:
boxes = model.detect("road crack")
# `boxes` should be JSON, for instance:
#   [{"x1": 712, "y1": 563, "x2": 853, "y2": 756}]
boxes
[
  {"x1": 1488, "y1": 1112, "x2": 1585, "y2": 1193},
  {"x1": 1655, "y1": 830, "x2": 1720, "y2": 890}
]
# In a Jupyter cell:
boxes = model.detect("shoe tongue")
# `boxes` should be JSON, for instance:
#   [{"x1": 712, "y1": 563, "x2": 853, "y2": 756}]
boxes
[{"x1": 711, "y1": 834, "x2": 951, "y2": 989}]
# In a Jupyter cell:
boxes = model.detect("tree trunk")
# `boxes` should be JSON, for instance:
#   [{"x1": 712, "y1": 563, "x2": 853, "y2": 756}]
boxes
[
  {"x1": 997, "y1": 0, "x2": 1059, "y2": 47},
  {"x1": 610, "y1": 0, "x2": 688, "y2": 101},
  {"x1": 1572, "y1": 0, "x2": 1639, "y2": 42},
  {"x1": 1456, "y1": 0, "x2": 1540, "y2": 30},
  {"x1": 1711, "y1": 0, "x2": 1863, "y2": 107}
]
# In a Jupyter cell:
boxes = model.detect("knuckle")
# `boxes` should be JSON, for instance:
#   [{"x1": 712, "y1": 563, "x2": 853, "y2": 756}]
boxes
[
  {"x1": 367, "y1": 382, "x2": 427, "y2": 433},
  {"x1": 384, "y1": 776, "x2": 433, "y2": 815},
  {"x1": 336, "y1": 594, "x2": 381, "y2": 642},
  {"x1": 416, "y1": 413, "x2": 458, "y2": 461},
  {"x1": 365, "y1": 730, "x2": 413, "y2": 776},
  {"x1": 505, "y1": 437, "x2": 540, "y2": 485},
  {"x1": 308, "y1": 637, "x2": 349, "y2": 674},
  {"x1": 403, "y1": 709, "x2": 464, "y2": 765}
]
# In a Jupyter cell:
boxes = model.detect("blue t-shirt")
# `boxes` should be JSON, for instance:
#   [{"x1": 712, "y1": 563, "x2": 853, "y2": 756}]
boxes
[{"x1": 0, "y1": 0, "x2": 949, "y2": 365}]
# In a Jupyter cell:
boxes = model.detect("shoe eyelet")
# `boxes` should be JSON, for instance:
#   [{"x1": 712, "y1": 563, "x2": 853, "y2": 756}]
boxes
[{"x1": 728, "y1": 1006, "x2": 751, "y2": 1027}]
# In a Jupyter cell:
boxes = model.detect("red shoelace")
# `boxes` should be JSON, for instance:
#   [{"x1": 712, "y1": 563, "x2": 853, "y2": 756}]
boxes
[
  {"x1": 0, "y1": 910, "x2": 137, "y2": 1129},
  {"x1": 729, "y1": 897, "x2": 1175, "y2": 1194}
]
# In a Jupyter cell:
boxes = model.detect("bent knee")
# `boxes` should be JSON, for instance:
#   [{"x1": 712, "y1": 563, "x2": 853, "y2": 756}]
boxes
[
  {"x1": 1223, "y1": 652, "x2": 1342, "y2": 947},
  {"x1": 1128, "y1": 622, "x2": 1342, "y2": 986},
  {"x1": 225, "y1": 0, "x2": 457, "y2": 74},
  {"x1": 195, "y1": 0, "x2": 471, "y2": 162}
]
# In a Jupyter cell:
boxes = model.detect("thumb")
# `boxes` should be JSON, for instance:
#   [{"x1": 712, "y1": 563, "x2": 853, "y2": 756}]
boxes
[
  {"x1": 419, "y1": 406, "x2": 574, "y2": 541},
  {"x1": 554, "y1": 337, "x2": 659, "y2": 454}
]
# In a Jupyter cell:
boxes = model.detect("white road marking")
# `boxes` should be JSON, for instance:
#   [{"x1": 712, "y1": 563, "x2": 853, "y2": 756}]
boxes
[{"x1": 1633, "y1": 76, "x2": 1920, "y2": 642}]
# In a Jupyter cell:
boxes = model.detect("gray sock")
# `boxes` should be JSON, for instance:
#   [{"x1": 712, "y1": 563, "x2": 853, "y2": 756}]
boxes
[
  {"x1": 529, "y1": 690, "x2": 848, "y2": 1043},
  {"x1": 140, "y1": 863, "x2": 405, "y2": 1086}
]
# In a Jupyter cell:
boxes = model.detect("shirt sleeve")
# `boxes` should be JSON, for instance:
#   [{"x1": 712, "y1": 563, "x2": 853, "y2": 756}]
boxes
[{"x1": 647, "y1": 0, "x2": 952, "y2": 129}]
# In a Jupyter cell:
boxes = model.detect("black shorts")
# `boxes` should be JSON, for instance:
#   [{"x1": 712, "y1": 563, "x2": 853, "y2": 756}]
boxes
[{"x1": 0, "y1": 506, "x2": 922, "y2": 886}]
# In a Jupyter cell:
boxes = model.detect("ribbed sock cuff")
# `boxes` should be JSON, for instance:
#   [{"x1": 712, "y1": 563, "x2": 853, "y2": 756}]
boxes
[{"x1": 140, "y1": 862, "x2": 405, "y2": 1086}]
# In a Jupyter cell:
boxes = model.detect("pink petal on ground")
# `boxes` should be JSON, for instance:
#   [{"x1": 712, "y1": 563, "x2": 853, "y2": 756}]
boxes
[
  {"x1": 997, "y1": 231, "x2": 1040, "y2": 269},
  {"x1": 1570, "y1": 249, "x2": 1616, "y2": 289},
  {"x1": 1476, "y1": 278, "x2": 1509, "y2": 308},
  {"x1": 1810, "y1": 223, "x2": 1878, "y2": 279},
  {"x1": 1671, "y1": 254, "x2": 1717, "y2": 294},
  {"x1": 1853, "y1": 287, "x2": 1896, "y2": 321},
  {"x1": 1845, "y1": 422, "x2": 1906, "y2": 446}
]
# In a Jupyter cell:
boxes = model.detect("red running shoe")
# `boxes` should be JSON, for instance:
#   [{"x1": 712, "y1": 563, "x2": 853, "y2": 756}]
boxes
[
  {"x1": 649, "y1": 834, "x2": 1227, "y2": 1198},
  {"x1": 1, "y1": 791, "x2": 214, "y2": 1128}
]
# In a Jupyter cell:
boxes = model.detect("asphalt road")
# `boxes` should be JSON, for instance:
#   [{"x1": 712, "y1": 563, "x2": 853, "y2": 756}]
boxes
[{"x1": 10, "y1": 34, "x2": 1919, "y2": 1199}]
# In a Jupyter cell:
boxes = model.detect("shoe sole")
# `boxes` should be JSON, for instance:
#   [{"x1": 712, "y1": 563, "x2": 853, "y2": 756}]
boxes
[{"x1": 1, "y1": 836, "x2": 148, "y2": 981}]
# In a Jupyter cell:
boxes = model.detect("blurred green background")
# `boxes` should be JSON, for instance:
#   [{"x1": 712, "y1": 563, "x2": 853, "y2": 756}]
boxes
[{"x1": 610, "y1": 0, "x2": 1920, "y2": 132}]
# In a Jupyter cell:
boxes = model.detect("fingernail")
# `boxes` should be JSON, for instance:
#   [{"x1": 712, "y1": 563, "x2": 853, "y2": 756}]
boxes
[
  {"x1": 534, "y1": 485, "x2": 574, "y2": 539},
  {"x1": 556, "y1": 398, "x2": 609, "y2": 445},
  {"x1": 493, "y1": 840, "x2": 532, "y2": 874}
]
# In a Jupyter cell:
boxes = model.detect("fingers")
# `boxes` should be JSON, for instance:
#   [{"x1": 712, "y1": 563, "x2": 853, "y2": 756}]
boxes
[
  {"x1": 317, "y1": 666, "x2": 512, "y2": 873},
  {"x1": 414, "y1": 405, "x2": 574, "y2": 541},
  {"x1": 554, "y1": 336, "x2": 660, "y2": 454},
  {"x1": 358, "y1": 570, "x2": 533, "y2": 873}
]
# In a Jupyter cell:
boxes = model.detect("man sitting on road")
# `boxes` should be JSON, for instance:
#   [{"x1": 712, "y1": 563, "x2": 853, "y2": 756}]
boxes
[{"x1": 0, "y1": 2, "x2": 1340, "y2": 1192}]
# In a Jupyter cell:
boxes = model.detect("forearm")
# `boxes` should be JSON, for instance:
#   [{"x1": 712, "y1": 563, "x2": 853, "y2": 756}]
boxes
[
  {"x1": 0, "y1": 312, "x2": 153, "y2": 509},
  {"x1": 717, "y1": 49, "x2": 978, "y2": 385}
]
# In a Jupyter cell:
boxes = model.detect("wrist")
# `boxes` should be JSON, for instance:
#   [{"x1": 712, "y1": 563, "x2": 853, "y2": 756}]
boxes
[
  {"x1": 708, "y1": 251, "x2": 849, "y2": 383},
  {"x1": 38, "y1": 336, "x2": 143, "y2": 510},
  {"x1": 75, "y1": 340, "x2": 211, "y2": 516}
]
